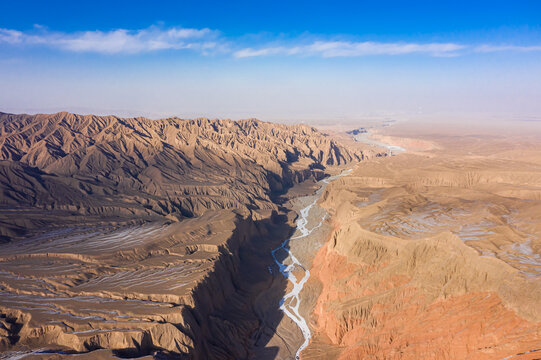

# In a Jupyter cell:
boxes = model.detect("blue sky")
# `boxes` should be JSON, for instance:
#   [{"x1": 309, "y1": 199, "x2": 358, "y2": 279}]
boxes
[{"x1": 1, "y1": 1, "x2": 540, "y2": 122}]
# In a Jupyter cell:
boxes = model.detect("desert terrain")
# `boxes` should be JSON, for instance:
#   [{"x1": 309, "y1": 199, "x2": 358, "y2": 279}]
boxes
[
  {"x1": 303, "y1": 119, "x2": 541, "y2": 359},
  {"x1": 0, "y1": 112, "x2": 373, "y2": 359},
  {"x1": 0, "y1": 112, "x2": 540, "y2": 360},
  {"x1": 2, "y1": 1, "x2": 540, "y2": 359}
]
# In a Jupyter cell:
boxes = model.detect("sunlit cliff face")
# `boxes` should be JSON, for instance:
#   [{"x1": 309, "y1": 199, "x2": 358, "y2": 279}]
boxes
[{"x1": 303, "y1": 126, "x2": 541, "y2": 360}]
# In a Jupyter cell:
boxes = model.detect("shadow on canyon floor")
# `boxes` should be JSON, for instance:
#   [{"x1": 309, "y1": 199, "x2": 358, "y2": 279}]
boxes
[
  {"x1": 0, "y1": 212, "x2": 297, "y2": 360},
  {"x1": 188, "y1": 211, "x2": 296, "y2": 360}
]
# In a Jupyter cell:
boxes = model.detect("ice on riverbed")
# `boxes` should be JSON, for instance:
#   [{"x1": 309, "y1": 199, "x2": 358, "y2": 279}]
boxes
[{"x1": 271, "y1": 168, "x2": 352, "y2": 359}]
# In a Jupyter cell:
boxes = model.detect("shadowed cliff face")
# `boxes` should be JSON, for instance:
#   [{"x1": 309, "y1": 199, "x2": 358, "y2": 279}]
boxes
[
  {"x1": 0, "y1": 112, "x2": 365, "y2": 241},
  {"x1": 0, "y1": 112, "x2": 367, "y2": 359},
  {"x1": 0, "y1": 210, "x2": 296, "y2": 359}
]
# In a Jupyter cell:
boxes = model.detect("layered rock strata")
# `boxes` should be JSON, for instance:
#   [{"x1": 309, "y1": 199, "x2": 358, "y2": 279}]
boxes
[{"x1": 305, "y1": 137, "x2": 541, "y2": 359}]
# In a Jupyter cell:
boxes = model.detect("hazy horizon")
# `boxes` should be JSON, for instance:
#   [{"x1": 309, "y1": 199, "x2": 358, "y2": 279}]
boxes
[{"x1": 1, "y1": 1, "x2": 541, "y2": 122}]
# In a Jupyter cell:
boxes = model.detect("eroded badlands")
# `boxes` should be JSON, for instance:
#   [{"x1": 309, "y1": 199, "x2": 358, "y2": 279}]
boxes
[
  {"x1": 0, "y1": 113, "x2": 540, "y2": 360},
  {"x1": 304, "y1": 123, "x2": 541, "y2": 359}
]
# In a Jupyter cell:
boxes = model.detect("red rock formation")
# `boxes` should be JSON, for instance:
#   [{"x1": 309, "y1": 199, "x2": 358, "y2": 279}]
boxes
[
  {"x1": 311, "y1": 242, "x2": 541, "y2": 360},
  {"x1": 305, "y1": 136, "x2": 541, "y2": 360}
]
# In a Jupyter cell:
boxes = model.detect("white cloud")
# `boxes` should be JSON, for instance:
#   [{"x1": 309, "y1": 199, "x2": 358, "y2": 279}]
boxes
[
  {"x1": 234, "y1": 46, "x2": 302, "y2": 58},
  {"x1": 234, "y1": 40, "x2": 466, "y2": 58},
  {"x1": 0, "y1": 29, "x2": 24, "y2": 44},
  {"x1": 0, "y1": 26, "x2": 217, "y2": 54},
  {"x1": 475, "y1": 44, "x2": 541, "y2": 53},
  {"x1": 2, "y1": 26, "x2": 541, "y2": 59}
]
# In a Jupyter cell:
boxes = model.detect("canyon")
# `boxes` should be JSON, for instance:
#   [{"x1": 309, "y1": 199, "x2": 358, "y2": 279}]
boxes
[
  {"x1": 0, "y1": 112, "x2": 371, "y2": 359},
  {"x1": 0, "y1": 112, "x2": 540, "y2": 360}
]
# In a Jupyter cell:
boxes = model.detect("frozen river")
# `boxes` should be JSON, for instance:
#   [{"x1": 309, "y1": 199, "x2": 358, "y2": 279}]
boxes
[
  {"x1": 354, "y1": 131, "x2": 405, "y2": 155},
  {"x1": 271, "y1": 169, "x2": 352, "y2": 359}
]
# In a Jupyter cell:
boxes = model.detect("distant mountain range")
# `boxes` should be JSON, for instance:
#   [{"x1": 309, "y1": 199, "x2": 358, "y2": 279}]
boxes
[{"x1": 0, "y1": 111, "x2": 366, "y2": 241}]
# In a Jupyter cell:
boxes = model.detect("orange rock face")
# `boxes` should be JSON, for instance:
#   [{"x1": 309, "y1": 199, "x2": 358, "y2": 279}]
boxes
[
  {"x1": 311, "y1": 243, "x2": 541, "y2": 360},
  {"x1": 305, "y1": 130, "x2": 541, "y2": 360}
]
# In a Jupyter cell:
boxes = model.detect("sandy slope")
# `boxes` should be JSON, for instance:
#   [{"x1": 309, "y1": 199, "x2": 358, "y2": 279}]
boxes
[{"x1": 304, "y1": 125, "x2": 541, "y2": 359}]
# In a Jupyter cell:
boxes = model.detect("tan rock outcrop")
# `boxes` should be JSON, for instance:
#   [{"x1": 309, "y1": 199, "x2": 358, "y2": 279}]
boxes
[
  {"x1": 0, "y1": 111, "x2": 367, "y2": 241},
  {"x1": 305, "y1": 134, "x2": 541, "y2": 360}
]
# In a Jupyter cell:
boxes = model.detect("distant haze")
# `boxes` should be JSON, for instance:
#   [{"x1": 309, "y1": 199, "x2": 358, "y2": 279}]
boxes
[{"x1": 1, "y1": 1, "x2": 541, "y2": 123}]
